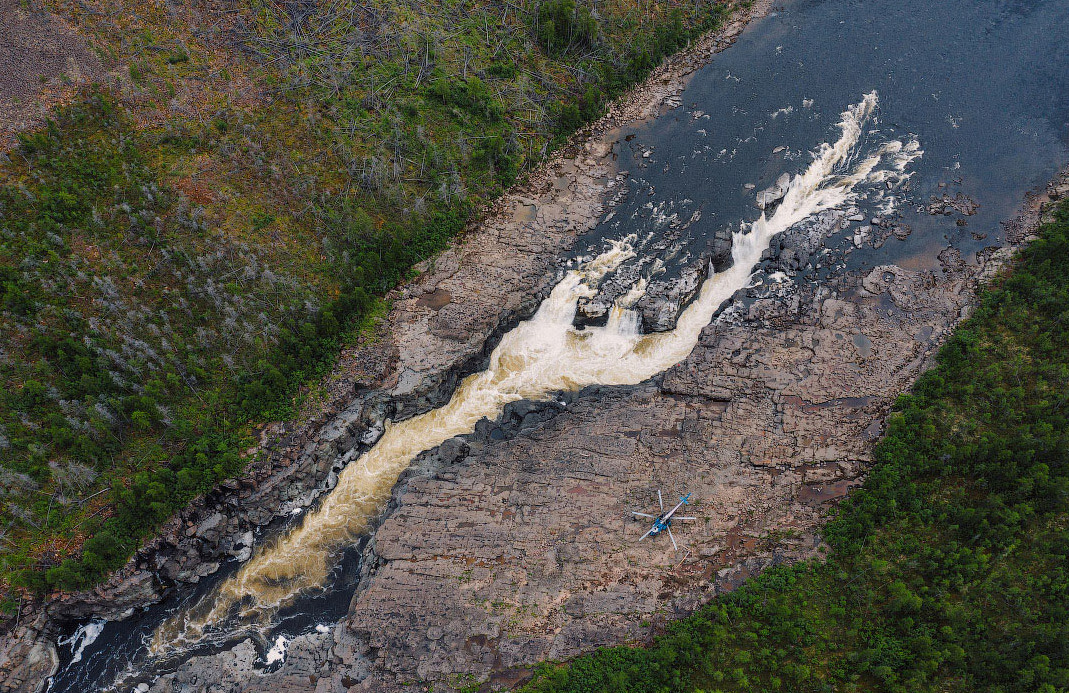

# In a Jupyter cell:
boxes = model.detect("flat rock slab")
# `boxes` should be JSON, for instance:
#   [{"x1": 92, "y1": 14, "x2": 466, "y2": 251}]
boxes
[{"x1": 328, "y1": 249, "x2": 988, "y2": 692}]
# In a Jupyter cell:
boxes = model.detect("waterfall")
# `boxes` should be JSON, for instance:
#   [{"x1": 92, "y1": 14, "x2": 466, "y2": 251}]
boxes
[{"x1": 148, "y1": 91, "x2": 921, "y2": 657}]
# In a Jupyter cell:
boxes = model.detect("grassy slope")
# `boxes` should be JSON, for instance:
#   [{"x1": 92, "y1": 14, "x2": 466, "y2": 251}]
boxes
[
  {"x1": 0, "y1": 0, "x2": 731, "y2": 600},
  {"x1": 522, "y1": 202, "x2": 1069, "y2": 692}
]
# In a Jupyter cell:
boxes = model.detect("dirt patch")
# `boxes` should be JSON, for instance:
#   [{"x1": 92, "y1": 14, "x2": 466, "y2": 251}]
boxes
[{"x1": 0, "y1": 0, "x2": 104, "y2": 149}]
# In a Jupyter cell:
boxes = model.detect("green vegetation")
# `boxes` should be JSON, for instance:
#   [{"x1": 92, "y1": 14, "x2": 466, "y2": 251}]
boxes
[
  {"x1": 534, "y1": 0, "x2": 599, "y2": 57},
  {"x1": 524, "y1": 202, "x2": 1069, "y2": 692},
  {"x1": 0, "y1": 0, "x2": 730, "y2": 598},
  {"x1": 0, "y1": 95, "x2": 389, "y2": 592}
]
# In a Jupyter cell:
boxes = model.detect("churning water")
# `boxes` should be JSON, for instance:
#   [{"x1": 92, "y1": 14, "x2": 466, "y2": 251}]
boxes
[
  {"x1": 147, "y1": 91, "x2": 919, "y2": 658},
  {"x1": 48, "y1": 0, "x2": 1069, "y2": 686}
]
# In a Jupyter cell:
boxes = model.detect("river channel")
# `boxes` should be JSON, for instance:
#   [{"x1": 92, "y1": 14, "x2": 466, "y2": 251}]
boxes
[{"x1": 48, "y1": 0, "x2": 1068, "y2": 690}]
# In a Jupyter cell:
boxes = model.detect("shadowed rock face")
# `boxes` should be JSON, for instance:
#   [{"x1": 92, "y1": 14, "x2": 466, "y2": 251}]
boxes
[
  {"x1": 576, "y1": 224, "x2": 734, "y2": 334},
  {"x1": 755, "y1": 173, "x2": 792, "y2": 210}
]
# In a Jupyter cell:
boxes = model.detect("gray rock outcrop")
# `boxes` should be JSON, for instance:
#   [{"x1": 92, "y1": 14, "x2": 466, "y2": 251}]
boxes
[
  {"x1": 6, "y1": 0, "x2": 1063, "y2": 690},
  {"x1": 755, "y1": 172, "x2": 791, "y2": 209}
]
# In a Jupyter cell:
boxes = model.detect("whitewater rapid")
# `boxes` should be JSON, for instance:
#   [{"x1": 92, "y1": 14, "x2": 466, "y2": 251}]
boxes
[{"x1": 149, "y1": 91, "x2": 920, "y2": 656}]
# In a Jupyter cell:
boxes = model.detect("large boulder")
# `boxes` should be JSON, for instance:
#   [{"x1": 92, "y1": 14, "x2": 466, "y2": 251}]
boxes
[
  {"x1": 0, "y1": 615, "x2": 57, "y2": 693},
  {"x1": 755, "y1": 172, "x2": 792, "y2": 210},
  {"x1": 708, "y1": 225, "x2": 735, "y2": 271},
  {"x1": 635, "y1": 260, "x2": 710, "y2": 332}
]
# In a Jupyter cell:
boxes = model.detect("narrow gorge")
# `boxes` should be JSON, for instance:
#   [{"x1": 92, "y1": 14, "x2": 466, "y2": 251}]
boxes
[{"x1": 2, "y1": 0, "x2": 1067, "y2": 692}]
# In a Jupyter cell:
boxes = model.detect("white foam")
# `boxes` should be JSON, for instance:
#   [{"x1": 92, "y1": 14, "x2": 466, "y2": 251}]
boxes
[
  {"x1": 264, "y1": 635, "x2": 288, "y2": 665},
  {"x1": 57, "y1": 620, "x2": 106, "y2": 665}
]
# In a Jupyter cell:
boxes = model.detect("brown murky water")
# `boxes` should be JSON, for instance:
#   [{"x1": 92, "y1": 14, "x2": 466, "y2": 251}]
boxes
[{"x1": 151, "y1": 92, "x2": 921, "y2": 655}]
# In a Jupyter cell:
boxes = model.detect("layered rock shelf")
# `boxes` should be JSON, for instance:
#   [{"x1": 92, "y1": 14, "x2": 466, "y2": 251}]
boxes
[{"x1": 6, "y1": 0, "x2": 1068, "y2": 690}]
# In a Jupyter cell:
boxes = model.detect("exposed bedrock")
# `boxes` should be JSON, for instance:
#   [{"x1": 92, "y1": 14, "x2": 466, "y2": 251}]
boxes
[
  {"x1": 633, "y1": 259, "x2": 710, "y2": 332},
  {"x1": 2, "y1": 4, "x2": 780, "y2": 692},
  {"x1": 145, "y1": 166, "x2": 1068, "y2": 693},
  {"x1": 0, "y1": 615, "x2": 56, "y2": 693},
  {"x1": 574, "y1": 224, "x2": 733, "y2": 333},
  {"x1": 755, "y1": 173, "x2": 792, "y2": 210},
  {"x1": 319, "y1": 219, "x2": 1007, "y2": 693}
]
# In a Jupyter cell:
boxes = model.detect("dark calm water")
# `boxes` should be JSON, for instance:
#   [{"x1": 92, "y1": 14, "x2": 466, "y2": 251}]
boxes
[
  {"x1": 49, "y1": 0, "x2": 1069, "y2": 690},
  {"x1": 585, "y1": 0, "x2": 1069, "y2": 272}
]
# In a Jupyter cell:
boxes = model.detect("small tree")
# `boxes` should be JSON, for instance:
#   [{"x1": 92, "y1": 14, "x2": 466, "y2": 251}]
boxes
[{"x1": 534, "y1": 0, "x2": 598, "y2": 58}]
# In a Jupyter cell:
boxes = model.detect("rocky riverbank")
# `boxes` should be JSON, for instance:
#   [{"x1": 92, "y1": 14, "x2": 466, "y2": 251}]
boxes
[
  {"x1": 0, "y1": 1, "x2": 777, "y2": 691},
  {"x1": 138, "y1": 167, "x2": 1069, "y2": 693},
  {"x1": 317, "y1": 177, "x2": 1067, "y2": 692}
]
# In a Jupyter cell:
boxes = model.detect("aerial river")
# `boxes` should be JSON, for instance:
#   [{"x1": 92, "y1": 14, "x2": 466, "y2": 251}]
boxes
[{"x1": 48, "y1": 0, "x2": 1068, "y2": 690}]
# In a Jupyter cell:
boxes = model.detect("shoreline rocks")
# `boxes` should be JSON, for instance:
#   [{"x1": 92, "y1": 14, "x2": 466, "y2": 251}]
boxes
[
  {"x1": 131, "y1": 170, "x2": 1069, "y2": 693},
  {"x1": 755, "y1": 172, "x2": 792, "y2": 210},
  {"x1": 313, "y1": 169, "x2": 1069, "y2": 693},
  {"x1": 0, "y1": 2, "x2": 782, "y2": 691}
]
